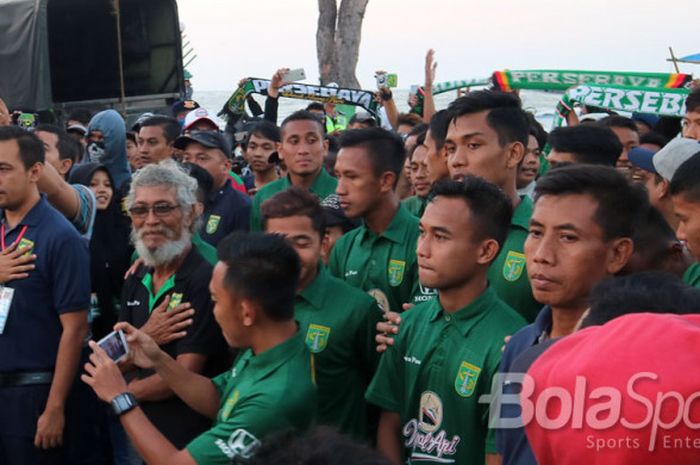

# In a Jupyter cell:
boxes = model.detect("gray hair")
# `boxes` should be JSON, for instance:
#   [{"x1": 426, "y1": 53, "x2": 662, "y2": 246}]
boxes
[{"x1": 126, "y1": 160, "x2": 198, "y2": 212}]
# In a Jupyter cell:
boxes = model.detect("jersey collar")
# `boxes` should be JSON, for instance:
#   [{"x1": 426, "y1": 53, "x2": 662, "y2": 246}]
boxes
[{"x1": 429, "y1": 286, "x2": 499, "y2": 336}]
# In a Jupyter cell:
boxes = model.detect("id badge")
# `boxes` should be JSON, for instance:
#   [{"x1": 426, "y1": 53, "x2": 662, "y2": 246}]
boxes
[{"x1": 0, "y1": 286, "x2": 15, "y2": 334}]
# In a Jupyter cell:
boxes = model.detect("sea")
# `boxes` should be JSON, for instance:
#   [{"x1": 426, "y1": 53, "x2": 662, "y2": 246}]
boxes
[{"x1": 192, "y1": 88, "x2": 562, "y2": 130}]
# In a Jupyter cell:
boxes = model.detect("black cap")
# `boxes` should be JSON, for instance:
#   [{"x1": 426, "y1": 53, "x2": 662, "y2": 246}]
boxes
[
  {"x1": 174, "y1": 131, "x2": 231, "y2": 156},
  {"x1": 321, "y1": 194, "x2": 360, "y2": 232}
]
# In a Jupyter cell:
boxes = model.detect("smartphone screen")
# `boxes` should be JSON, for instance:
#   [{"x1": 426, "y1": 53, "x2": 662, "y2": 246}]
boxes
[{"x1": 97, "y1": 330, "x2": 128, "y2": 362}]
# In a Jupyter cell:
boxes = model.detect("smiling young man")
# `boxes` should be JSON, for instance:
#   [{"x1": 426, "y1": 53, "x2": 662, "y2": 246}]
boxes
[
  {"x1": 262, "y1": 187, "x2": 382, "y2": 440},
  {"x1": 250, "y1": 111, "x2": 336, "y2": 231},
  {"x1": 242, "y1": 121, "x2": 280, "y2": 194},
  {"x1": 137, "y1": 116, "x2": 181, "y2": 166},
  {"x1": 366, "y1": 178, "x2": 525, "y2": 465},
  {"x1": 329, "y1": 128, "x2": 435, "y2": 314},
  {"x1": 495, "y1": 165, "x2": 644, "y2": 465}
]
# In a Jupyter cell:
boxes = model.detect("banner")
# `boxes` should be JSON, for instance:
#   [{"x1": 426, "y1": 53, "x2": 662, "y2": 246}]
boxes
[
  {"x1": 492, "y1": 70, "x2": 693, "y2": 92},
  {"x1": 223, "y1": 78, "x2": 378, "y2": 116}
]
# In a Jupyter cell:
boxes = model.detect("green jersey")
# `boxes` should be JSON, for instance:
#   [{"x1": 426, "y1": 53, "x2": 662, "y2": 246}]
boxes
[
  {"x1": 295, "y1": 266, "x2": 383, "y2": 439},
  {"x1": 250, "y1": 169, "x2": 338, "y2": 231},
  {"x1": 186, "y1": 331, "x2": 316, "y2": 465},
  {"x1": 402, "y1": 195, "x2": 428, "y2": 218},
  {"x1": 366, "y1": 288, "x2": 526, "y2": 465},
  {"x1": 328, "y1": 204, "x2": 436, "y2": 313},
  {"x1": 487, "y1": 196, "x2": 541, "y2": 322},
  {"x1": 683, "y1": 262, "x2": 700, "y2": 288}
]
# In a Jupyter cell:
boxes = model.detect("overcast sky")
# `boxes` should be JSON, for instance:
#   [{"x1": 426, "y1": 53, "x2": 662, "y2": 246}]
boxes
[{"x1": 176, "y1": 0, "x2": 698, "y2": 91}]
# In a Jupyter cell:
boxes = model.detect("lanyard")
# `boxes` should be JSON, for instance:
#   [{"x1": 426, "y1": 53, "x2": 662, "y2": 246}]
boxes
[{"x1": 1, "y1": 224, "x2": 28, "y2": 251}]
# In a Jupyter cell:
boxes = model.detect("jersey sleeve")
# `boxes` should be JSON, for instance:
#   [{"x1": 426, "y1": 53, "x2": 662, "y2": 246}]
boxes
[
  {"x1": 249, "y1": 194, "x2": 262, "y2": 232},
  {"x1": 365, "y1": 338, "x2": 404, "y2": 413},
  {"x1": 70, "y1": 184, "x2": 97, "y2": 239},
  {"x1": 48, "y1": 228, "x2": 91, "y2": 314}
]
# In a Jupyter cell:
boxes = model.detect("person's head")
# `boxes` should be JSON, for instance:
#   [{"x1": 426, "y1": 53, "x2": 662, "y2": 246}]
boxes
[
  {"x1": 627, "y1": 147, "x2": 671, "y2": 213},
  {"x1": 682, "y1": 88, "x2": 700, "y2": 140},
  {"x1": 171, "y1": 99, "x2": 200, "y2": 124},
  {"x1": 444, "y1": 90, "x2": 528, "y2": 188},
  {"x1": 335, "y1": 128, "x2": 405, "y2": 218},
  {"x1": 526, "y1": 165, "x2": 644, "y2": 313},
  {"x1": 126, "y1": 160, "x2": 198, "y2": 267},
  {"x1": 631, "y1": 112, "x2": 660, "y2": 136},
  {"x1": 319, "y1": 194, "x2": 357, "y2": 263},
  {"x1": 403, "y1": 122, "x2": 428, "y2": 153},
  {"x1": 261, "y1": 187, "x2": 325, "y2": 289},
  {"x1": 347, "y1": 111, "x2": 377, "y2": 130},
  {"x1": 599, "y1": 115, "x2": 640, "y2": 175},
  {"x1": 305, "y1": 102, "x2": 325, "y2": 117},
  {"x1": 66, "y1": 108, "x2": 92, "y2": 128},
  {"x1": 137, "y1": 116, "x2": 180, "y2": 165},
  {"x1": 547, "y1": 125, "x2": 622, "y2": 168},
  {"x1": 34, "y1": 124, "x2": 81, "y2": 178},
  {"x1": 211, "y1": 232, "x2": 300, "y2": 347},
  {"x1": 0, "y1": 126, "x2": 44, "y2": 210},
  {"x1": 408, "y1": 131, "x2": 431, "y2": 198},
  {"x1": 669, "y1": 152, "x2": 700, "y2": 262},
  {"x1": 89, "y1": 167, "x2": 114, "y2": 211},
  {"x1": 125, "y1": 131, "x2": 140, "y2": 170},
  {"x1": 244, "y1": 121, "x2": 280, "y2": 174},
  {"x1": 176, "y1": 131, "x2": 232, "y2": 189},
  {"x1": 424, "y1": 110, "x2": 451, "y2": 183},
  {"x1": 182, "y1": 108, "x2": 220, "y2": 133},
  {"x1": 517, "y1": 123, "x2": 544, "y2": 189},
  {"x1": 278, "y1": 110, "x2": 328, "y2": 178},
  {"x1": 418, "y1": 178, "x2": 512, "y2": 291},
  {"x1": 396, "y1": 113, "x2": 423, "y2": 135},
  {"x1": 638, "y1": 131, "x2": 667, "y2": 153}
]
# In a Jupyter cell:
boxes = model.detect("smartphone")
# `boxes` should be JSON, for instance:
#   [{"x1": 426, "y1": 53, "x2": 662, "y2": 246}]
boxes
[
  {"x1": 409, "y1": 85, "x2": 419, "y2": 96},
  {"x1": 386, "y1": 73, "x2": 398, "y2": 88},
  {"x1": 97, "y1": 330, "x2": 129, "y2": 362},
  {"x1": 283, "y1": 68, "x2": 306, "y2": 82},
  {"x1": 375, "y1": 72, "x2": 387, "y2": 88}
]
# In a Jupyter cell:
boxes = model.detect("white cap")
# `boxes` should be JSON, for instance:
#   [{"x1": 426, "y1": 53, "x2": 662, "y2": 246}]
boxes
[
  {"x1": 652, "y1": 137, "x2": 700, "y2": 180},
  {"x1": 183, "y1": 108, "x2": 221, "y2": 132}
]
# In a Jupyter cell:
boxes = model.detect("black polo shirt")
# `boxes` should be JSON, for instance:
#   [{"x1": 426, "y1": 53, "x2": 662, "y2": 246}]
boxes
[
  {"x1": 200, "y1": 179, "x2": 251, "y2": 247},
  {"x1": 0, "y1": 195, "x2": 90, "y2": 373},
  {"x1": 119, "y1": 247, "x2": 228, "y2": 448}
]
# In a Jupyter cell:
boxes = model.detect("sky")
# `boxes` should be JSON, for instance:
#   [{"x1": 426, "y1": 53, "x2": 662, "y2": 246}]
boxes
[{"x1": 176, "y1": 0, "x2": 699, "y2": 91}]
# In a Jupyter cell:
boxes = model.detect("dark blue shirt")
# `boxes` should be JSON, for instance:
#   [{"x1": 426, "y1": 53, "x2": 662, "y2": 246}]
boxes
[
  {"x1": 200, "y1": 179, "x2": 251, "y2": 247},
  {"x1": 495, "y1": 306, "x2": 552, "y2": 465},
  {"x1": 0, "y1": 195, "x2": 90, "y2": 372}
]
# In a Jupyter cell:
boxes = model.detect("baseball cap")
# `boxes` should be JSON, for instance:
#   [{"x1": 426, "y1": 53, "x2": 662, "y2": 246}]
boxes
[
  {"x1": 652, "y1": 137, "x2": 700, "y2": 180},
  {"x1": 349, "y1": 111, "x2": 377, "y2": 127},
  {"x1": 321, "y1": 194, "x2": 359, "y2": 232},
  {"x1": 174, "y1": 131, "x2": 231, "y2": 156},
  {"x1": 628, "y1": 147, "x2": 657, "y2": 174},
  {"x1": 171, "y1": 99, "x2": 200, "y2": 117},
  {"x1": 525, "y1": 313, "x2": 700, "y2": 465},
  {"x1": 631, "y1": 112, "x2": 660, "y2": 129},
  {"x1": 66, "y1": 124, "x2": 87, "y2": 136},
  {"x1": 183, "y1": 108, "x2": 221, "y2": 132}
]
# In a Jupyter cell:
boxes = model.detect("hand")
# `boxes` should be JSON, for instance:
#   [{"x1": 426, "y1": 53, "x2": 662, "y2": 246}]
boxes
[
  {"x1": 408, "y1": 93, "x2": 419, "y2": 109},
  {"x1": 0, "y1": 97, "x2": 10, "y2": 126},
  {"x1": 34, "y1": 405, "x2": 64, "y2": 449},
  {"x1": 115, "y1": 321, "x2": 164, "y2": 369},
  {"x1": 375, "y1": 311, "x2": 402, "y2": 353},
  {"x1": 140, "y1": 295, "x2": 194, "y2": 345},
  {"x1": 425, "y1": 49, "x2": 437, "y2": 89},
  {"x1": 268, "y1": 68, "x2": 290, "y2": 99},
  {"x1": 0, "y1": 241, "x2": 36, "y2": 282},
  {"x1": 124, "y1": 258, "x2": 144, "y2": 279},
  {"x1": 501, "y1": 335, "x2": 512, "y2": 353},
  {"x1": 238, "y1": 77, "x2": 249, "y2": 88},
  {"x1": 81, "y1": 340, "x2": 129, "y2": 403}
]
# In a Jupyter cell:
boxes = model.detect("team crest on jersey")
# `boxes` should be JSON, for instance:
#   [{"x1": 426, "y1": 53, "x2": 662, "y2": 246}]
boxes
[
  {"x1": 388, "y1": 259, "x2": 406, "y2": 286},
  {"x1": 503, "y1": 250, "x2": 526, "y2": 282},
  {"x1": 305, "y1": 324, "x2": 331, "y2": 353},
  {"x1": 455, "y1": 361, "x2": 481, "y2": 397},
  {"x1": 368, "y1": 288, "x2": 390, "y2": 312},
  {"x1": 206, "y1": 215, "x2": 221, "y2": 234},
  {"x1": 168, "y1": 293, "x2": 183, "y2": 310},
  {"x1": 18, "y1": 238, "x2": 34, "y2": 256}
]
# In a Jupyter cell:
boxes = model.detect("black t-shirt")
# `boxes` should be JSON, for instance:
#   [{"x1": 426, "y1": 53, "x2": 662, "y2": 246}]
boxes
[{"x1": 119, "y1": 247, "x2": 229, "y2": 448}]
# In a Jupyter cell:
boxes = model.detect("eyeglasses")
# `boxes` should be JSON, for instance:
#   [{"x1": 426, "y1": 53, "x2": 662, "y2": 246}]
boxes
[{"x1": 128, "y1": 203, "x2": 179, "y2": 218}]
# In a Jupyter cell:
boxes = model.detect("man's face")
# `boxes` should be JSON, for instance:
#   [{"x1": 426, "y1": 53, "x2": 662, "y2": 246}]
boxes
[
  {"x1": 546, "y1": 149, "x2": 577, "y2": 168},
  {"x1": 210, "y1": 262, "x2": 247, "y2": 348},
  {"x1": 265, "y1": 215, "x2": 321, "y2": 289},
  {"x1": 525, "y1": 194, "x2": 628, "y2": 311},
  {"x1": 672, "y1": 193, "x2": 700, "y2": 262},
  {"x1": 417, "y1": 196, "x2": 487, "y2": 289},
  {"x1": 517, "y1": 135, "x2": 541, "y2": 189},
  {"x1": 335, "y1": 146, "x2": 385, "y2": 219},
  {"x1": 138, "y1": 125, "x2": 173, "y2": 165},
  {"x1": 610, "y1": 126, "x2": 640, "y2": 176},
  {"x1": 445, "y1": 112, "x2": 521, "y2": 187},
  {"x1": 410, "y1": 144, "x2": 431, "y2": 198},
  {"x1": 182, "y1": 143, "x2": 230, "y2": 189},
  {"x1": 35, "y1": 130, "x2": 69, "y2": 175},
  {"x1": 424, "y1": 129, "x2": 449, "y2": 183},
  {"x1": 246, "y1": 134, "x2": 276, "y2": 173},
  {"x1": 130, "y1": 185, "x2": 186, "y2": 251},
  {"x1": 321, "y1": 225, "x2": 345, "y2": 264},
  {"x1": 279, "y1": 120, "x2": 327, "y2": 177},
  {"x1": 682, "y1": 109, "x2": 700, "y2": 140},
  {"x1": 0, "y1": 140, "x2": 39, "y2": 210},
  {"x1": 126, "y1": 138, "x2": 142, "y2": 170}
]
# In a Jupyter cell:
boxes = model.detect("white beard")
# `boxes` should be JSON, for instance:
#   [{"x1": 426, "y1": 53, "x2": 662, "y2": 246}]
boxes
[{"x1": 132, "y1": 228, "x2": 192, "y2": 267}]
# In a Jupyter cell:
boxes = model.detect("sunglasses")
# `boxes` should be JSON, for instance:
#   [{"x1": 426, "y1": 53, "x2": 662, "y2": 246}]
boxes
[{"x1": 128, "y1": 203, "x2": 179, "y2": 218}]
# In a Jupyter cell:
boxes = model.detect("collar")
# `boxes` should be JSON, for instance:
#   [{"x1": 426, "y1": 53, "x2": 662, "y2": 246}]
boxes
[
  {"x1": 512, "y1": 195, "x2": 533, "y2": 231},
  {"x1": 246, "y1": 329, "x2": 306, "y2": 382},
  {"x1": 0, "y1": 193, "x2": 47, "y2": 229},
  {"x1": 428, "y1": 286, "x2": 498, "y2": 336},
  {"x1": 532, "y1": 305, "x2": 553, "y2": 343},
  {"x1": 360, "y1": 204, "x2": 413, "y2": 245},
  {"x1": 282, "y1": 168, "x2": 334, "y2": 193},
  {"x1": 296, "y1": 265, "x2": 330, "y2": 310}
]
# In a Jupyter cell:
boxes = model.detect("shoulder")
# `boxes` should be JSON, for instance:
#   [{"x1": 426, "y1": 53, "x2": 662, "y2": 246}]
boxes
[
  {"x1": 324, "y1": 273, "x2": 376, "y2": 308},
  {"x1": 255, "y1": 178, "x2": 286, "y2": 199},
  {"x1": 39, "y1": 202, "x2": 85, "y2": 243},
  {"x1": 224, "y1": 184, "x2": 252, "y2": 207}
]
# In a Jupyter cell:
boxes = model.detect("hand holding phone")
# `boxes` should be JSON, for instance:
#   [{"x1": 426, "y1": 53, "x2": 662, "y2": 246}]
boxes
[{"x1": 97, "y1": 330, "x2": 129, "y2": 362}]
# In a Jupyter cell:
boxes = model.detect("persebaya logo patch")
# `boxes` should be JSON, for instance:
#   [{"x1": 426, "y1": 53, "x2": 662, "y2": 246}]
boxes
[
  {"x1": 206, "y1": 215, "x2": 221, "y2": 234},
  {"x1": 18, "y1": 238, "x2": 34, "y2": 256},
  {"x1": 305, "y1": 324, "x2": 331, "y2": 353},
  {"x1": 388, "y1": 259, "x2": 406, "y2": 286},
  {"x1": 168, "y1": 293, "x2": 183, "y2": 310},
  {"x1": 455, "y1": 361, "x2": 481, "y2": 397},
  {"x1": 503, "y1": 251, "x2": 526, "y2": 282}
]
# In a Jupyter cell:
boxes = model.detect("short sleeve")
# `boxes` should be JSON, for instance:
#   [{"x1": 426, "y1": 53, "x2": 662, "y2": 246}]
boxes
[
  {"x1": 70, "y1": 184, "x2": 97, "y2": 240},
  {"x1": 365, "y1": 340, "x2": 403, "y2": 413},
  {"x1": 210, "y1": 371, "x2": 230, "y2": 397},
  {"x1": 49, "y1": 229, "x2": 91, "y2": 314}
]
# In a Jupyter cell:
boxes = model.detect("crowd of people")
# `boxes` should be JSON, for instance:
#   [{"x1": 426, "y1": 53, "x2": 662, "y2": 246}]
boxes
[{"x1": 1, "y1": 55, "x2": 700, "y2": 465}]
